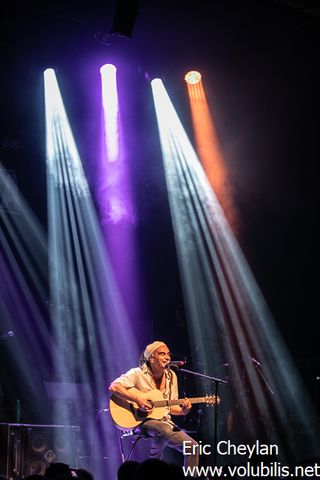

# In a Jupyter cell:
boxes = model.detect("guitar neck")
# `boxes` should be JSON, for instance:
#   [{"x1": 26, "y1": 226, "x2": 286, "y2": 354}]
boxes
[{"x1": 154, "y1": 397, "x2": 208, "y2": 408}]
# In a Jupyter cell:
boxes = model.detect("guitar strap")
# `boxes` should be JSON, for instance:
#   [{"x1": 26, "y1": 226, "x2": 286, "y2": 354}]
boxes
[
  {"x1": 167, "y1": 369, "x2": 182, "y2": 431},
  {"x1": 168, "y1": 368, "x2": 173, "y2": 400}
]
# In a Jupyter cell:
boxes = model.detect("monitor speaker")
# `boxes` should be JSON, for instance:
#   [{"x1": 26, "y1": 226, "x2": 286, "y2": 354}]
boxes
[{"x1": 0, "y1": 423, "x2": 79, "y2": 478}]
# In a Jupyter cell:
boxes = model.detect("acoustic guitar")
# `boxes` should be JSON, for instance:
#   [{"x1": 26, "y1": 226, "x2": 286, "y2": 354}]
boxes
[{"x1": 109, "y1": 387, "x2": 220, "y2": 429}]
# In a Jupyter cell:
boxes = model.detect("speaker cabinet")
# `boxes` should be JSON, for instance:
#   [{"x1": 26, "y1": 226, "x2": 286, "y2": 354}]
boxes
[{"x1": 0, "y1": 423, "x2": 80, "y2": 478}]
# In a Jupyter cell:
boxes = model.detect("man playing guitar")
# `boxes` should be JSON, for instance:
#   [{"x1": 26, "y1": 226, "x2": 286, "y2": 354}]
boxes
[{"x1": 109, "y1": 340, "x2": 200, "y2": 468}]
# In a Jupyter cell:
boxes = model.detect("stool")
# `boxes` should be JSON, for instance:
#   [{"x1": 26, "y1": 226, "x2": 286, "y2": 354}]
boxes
[{"x1": 117, "y1": 429, "x2": 150, "y2": 463}]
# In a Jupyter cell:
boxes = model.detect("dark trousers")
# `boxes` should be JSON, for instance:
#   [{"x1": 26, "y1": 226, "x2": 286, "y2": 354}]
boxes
[{"x1": 139, "y1": 419, "x2": 199, "y2": 468}]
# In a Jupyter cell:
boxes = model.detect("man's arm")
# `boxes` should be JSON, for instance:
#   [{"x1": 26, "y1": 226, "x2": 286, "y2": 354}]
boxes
[
  {"x1": 109, "y1": 382, "x2": 139, "y2": 402},
  {"x1": 109, "y1": 382, "x2": 153, "y2": 411}
]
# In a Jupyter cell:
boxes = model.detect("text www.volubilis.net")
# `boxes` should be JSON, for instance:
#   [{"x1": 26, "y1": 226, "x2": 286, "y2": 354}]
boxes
[{"x1": 183, "y1": 462, "x2": 320, "y2": 478}]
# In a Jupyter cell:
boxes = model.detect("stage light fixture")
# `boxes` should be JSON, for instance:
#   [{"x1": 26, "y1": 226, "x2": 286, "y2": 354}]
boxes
[
  {"x1": 184, "y1": 70, "x2": 202, "y2": 85},
  {"x1": 100, "y1": 63, "x2": 119, "y2": 163},
  {"x1": 111, "y1": 0, "x2": 139, "y2": 38}
]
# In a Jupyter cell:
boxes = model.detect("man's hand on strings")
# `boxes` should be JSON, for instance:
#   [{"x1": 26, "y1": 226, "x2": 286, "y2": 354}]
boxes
[{"x1": 181, "y1": 398, "x2": 192, "y2": 415}]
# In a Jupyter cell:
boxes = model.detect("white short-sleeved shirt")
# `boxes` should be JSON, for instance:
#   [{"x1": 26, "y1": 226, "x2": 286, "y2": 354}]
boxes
[{"x1": 111, "y1": 365, "x2": 179, "y2": 422}]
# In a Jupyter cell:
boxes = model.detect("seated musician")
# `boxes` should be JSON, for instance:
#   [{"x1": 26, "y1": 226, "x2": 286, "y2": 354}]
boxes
[{"x1": 109, "y1": 340, "x2": 199, "y2": 468}]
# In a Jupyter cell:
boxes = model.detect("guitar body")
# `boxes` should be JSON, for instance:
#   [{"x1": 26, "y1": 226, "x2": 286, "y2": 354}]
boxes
[
  {"x1": 109, "y1": 387, "x2": 220, "y2": 430},
  {"x1": 110, "y1": 388, "x2": 168, "y2": 430}
]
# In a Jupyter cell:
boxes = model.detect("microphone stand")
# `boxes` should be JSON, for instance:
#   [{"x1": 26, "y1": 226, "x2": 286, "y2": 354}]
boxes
[
  {"x1": 176, "y1": 367, "x2": 228, "y2": 465},
  {"x1": 250, "y1": 358, "x2": 274, "y2": 396}
]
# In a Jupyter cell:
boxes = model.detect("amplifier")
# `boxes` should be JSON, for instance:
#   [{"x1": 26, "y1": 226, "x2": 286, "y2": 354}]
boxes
[{"x1": 0, "y1": 423, "x2": 80, "y2": 478}]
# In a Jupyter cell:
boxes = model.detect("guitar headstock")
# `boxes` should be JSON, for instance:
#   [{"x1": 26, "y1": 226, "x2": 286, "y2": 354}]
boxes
[{"x1": 204, "y1": 395, "x2": 221, "y2": 406}]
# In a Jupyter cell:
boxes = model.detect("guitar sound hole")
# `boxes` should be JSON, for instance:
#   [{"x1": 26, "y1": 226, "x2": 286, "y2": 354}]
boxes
[
  {"x1": 136, "y1": 409, "x2": 149, "y2": 420},
  {"x1": 129, "y1": 403, "x2": 148, "y2": 420}
]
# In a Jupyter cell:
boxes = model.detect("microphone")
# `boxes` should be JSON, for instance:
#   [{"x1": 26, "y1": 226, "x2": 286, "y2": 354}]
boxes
[
  {"x1": 0, "y1": 330, "x2": 14, "y2": 341},
  {"x1": 166, "y1": 360, "x2": 186, "y2": 368}
]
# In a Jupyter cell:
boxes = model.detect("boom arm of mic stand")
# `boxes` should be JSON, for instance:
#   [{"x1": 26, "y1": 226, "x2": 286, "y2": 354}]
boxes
[
  {"x1": 178, "y1": 367, "x2": 228, "y2": 384},
  {"x1": 252, "y1": 362, "x2": 274, "y2": 395}
]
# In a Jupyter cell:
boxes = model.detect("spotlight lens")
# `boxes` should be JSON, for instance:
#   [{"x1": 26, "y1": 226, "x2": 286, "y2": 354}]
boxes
[
  {"x1": 184, "y1": 71, "x2": 202, "y2": 85},
  {"x1": 100, "y1": 64, "x2": 117, "y2": 74}
]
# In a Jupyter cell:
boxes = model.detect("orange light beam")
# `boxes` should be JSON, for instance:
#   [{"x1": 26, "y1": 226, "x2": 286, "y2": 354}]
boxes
[{"x1": 186, "y1": 78, "x2": 238, "y2": 230}]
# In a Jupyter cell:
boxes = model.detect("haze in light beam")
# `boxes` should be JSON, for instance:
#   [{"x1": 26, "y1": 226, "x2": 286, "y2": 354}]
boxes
[
  {"x1": 186, "y1": 78, "x2": 237, "y2": 230},
  {"x1": 44, "y1": 68, "x2": 139, "y2": 478},
  {"x1": 44, "y1": 68, "x2": 89, "y2": 195},
  {"x1": 98, "y1": 63, "x2": 146, "y2": 348},
  {"x1": 151, "y1": 77, "x2": 320, "y2": 463},
  {"x1": 0, "y1": 162, "x2": 56, "y2": 420}
]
